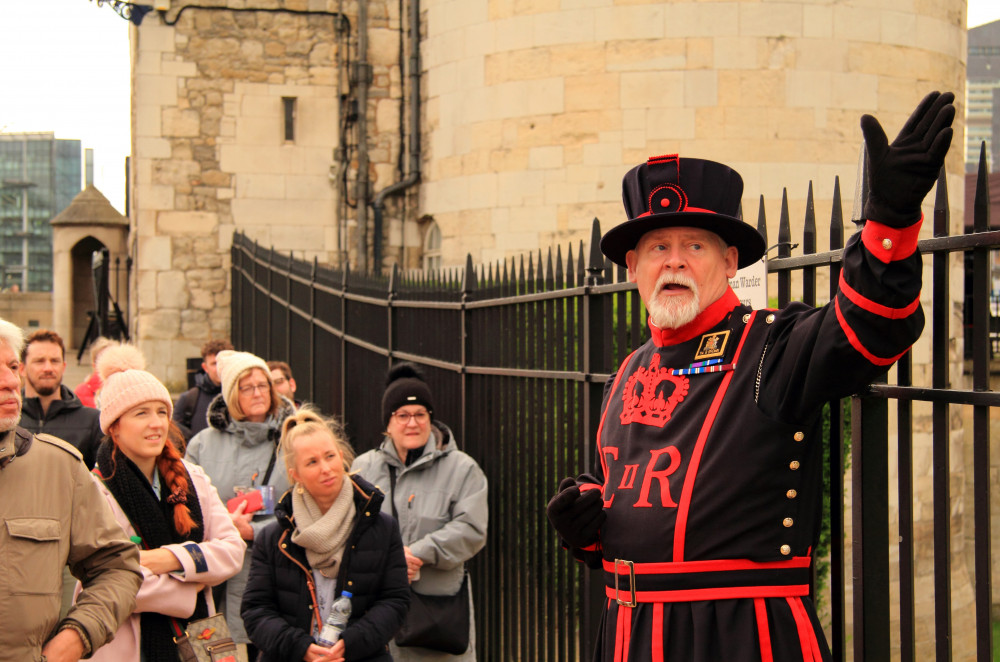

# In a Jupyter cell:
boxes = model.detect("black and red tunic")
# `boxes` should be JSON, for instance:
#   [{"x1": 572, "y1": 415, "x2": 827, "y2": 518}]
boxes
[{"x1": 570, "y1": 218, "x2": 924, "y2": 662}]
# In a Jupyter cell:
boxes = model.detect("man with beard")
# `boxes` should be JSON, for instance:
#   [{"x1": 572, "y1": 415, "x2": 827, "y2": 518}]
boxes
[
  {"x1": 0, "y1": 317, "x2": 142, "y2": 660},
  {"x1": 19, "y1": 330, "x2": 102, "y2": 469},
  {"x1": 546, "y1": 91, "x2": 954, "y2": 662},
  {"x1": 173, "y1": 338, "x2": 232, "y2": 440}
]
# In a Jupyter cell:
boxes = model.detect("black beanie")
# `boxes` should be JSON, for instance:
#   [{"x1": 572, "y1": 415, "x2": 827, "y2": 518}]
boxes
[{"x1": 382, "y1": 363, "x2": 435, "y2": 426}]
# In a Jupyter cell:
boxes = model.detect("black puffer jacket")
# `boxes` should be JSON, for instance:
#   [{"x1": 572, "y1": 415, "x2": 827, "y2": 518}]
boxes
[
  {"x1": 18, "y1": 385, "x2": 102, "y2": 468},
  {"x1": 241, "y1": 475, "x2": 410, "y2": 662}
]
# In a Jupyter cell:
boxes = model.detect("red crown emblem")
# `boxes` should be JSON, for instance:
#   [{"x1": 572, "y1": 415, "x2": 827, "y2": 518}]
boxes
[{"x1": 619, "y1": 354, "x2": 689, "y2": 427}]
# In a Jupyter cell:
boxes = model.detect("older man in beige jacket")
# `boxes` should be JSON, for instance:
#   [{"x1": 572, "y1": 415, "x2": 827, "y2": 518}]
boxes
[{"x1": 0, "y1": 317, "x2": 141, "y2": 661}]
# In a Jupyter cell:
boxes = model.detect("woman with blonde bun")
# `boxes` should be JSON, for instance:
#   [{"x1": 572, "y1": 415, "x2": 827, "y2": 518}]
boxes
[
  {"x1": 85, "y1": 344, "x2": 246, "y2": 662},
  {"x1": 241, "y1": 407, "x2": 409, "y2": 662}
]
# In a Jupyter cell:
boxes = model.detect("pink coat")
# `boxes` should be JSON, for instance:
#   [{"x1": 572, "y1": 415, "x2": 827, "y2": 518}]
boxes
[{"x1": 84, "y1": 460, "x2": 246, "y2": 661}]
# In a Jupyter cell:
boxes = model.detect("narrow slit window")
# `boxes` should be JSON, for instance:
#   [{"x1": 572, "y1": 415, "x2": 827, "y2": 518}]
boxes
[{"x1": 282, "y1": 97, "x2": 297, "y2": 142}]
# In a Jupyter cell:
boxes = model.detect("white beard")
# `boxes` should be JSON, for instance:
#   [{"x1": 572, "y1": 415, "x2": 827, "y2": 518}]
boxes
[{"x1": 646, "y1": 273, "x2": 701, "y2": 329}]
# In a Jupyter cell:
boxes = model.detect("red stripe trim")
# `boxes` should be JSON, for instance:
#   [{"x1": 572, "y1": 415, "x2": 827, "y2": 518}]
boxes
[
  {"x1": 604, "y1": 584, "x2": 810, "y2": 603},
  {"x1": 622, "y1": 605, "x2": 632, "y2": 660},
  {"x1": 652, "y1": 603, "x2": 664, "y2": 662},
  {"x1": 603, "y1": 556, "x2": 812, "y2": 574},
  {"x1": 754, "y1": 598, "x2": 774, "y2": 662},
  {"x1": 839, "y1": 272, "x2": 920, "y2": 319},
  {"x1": 673, "y1": 311, "x2": 758, "y2": 561},
  {"x1": 787, "y1": 596, "x2": 824, "y2": 661},
  {"x1": 861, "y1": 217, "x2": 921, "y2": 263},
  {"x1": 834, "y1": 297, "x2": 910, "y2": 367},
  {"x1": 614, "y1": 604, "x2": 625, "y2": 662},
  {"x1": 598, "y1": 350, "x2": 640, "y2": 480}
]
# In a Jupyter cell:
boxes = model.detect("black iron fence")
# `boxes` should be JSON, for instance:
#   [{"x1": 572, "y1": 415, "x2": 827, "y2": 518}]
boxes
[{"x1": 231, "y1": 151, "x2": 999, "y2": 661}]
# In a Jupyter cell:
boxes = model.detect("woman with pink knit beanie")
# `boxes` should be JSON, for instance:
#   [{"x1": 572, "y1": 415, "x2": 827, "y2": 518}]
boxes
[{"x1": 84, "y1": 344, "x2": 246, "y2": 662}]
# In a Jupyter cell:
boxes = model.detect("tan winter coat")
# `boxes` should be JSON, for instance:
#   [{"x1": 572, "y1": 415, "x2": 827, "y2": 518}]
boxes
[{"x1": 0, "y1": 427, "x2": 141, "y2": 661}]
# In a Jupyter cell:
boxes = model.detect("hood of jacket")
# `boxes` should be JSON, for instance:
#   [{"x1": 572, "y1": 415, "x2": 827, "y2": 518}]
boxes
[
  {"x1": 377, "y1": 420, "x2": 458, "y2": 470},
  {"x1": 19, "y1": 384, "x2": 85, "y2": 421},
  {"x1": 194, "y1": 371, "x2": 223, "y2": 395},
  {"x1": 275, "y1": 473, "x2": 384, "y2": 533},
  {"x1": 205, "y1": 392, "x2": 296, "y2": 445}
]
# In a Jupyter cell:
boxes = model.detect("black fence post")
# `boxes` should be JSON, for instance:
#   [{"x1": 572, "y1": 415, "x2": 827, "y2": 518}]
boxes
[
  {"x1": 582, "y1": 217, "x2": 606, "y2": 657},
  {"x1": 971, "y1": 146, "x2": 993, "y2": 662},
  {"x1": 461, "y1": 254, "x2": 476, "y2": 445},
  {"x1": 851, "y1": 391, "x2": 890, "y2": 662},
  {"x1": 828, "y1": 177, "x2": 846, "y2": 661}
]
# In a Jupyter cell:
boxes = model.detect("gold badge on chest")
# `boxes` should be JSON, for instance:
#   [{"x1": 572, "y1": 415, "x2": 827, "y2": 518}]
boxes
[{"x1": 694, "y1": 330, "x2": 730, "y2": 361}]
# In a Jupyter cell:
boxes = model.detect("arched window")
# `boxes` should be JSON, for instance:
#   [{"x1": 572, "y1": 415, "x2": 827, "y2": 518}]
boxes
[{"x1": 422, "y1": 222, "x2": 441, "y2": 271}]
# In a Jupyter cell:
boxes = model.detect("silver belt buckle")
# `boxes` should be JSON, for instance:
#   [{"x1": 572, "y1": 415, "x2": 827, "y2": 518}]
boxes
[{"x1": 614, "y1": 558, "x2": 637, "y2": 607}]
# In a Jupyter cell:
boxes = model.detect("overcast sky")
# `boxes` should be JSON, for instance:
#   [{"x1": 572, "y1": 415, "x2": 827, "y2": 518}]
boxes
[{"x1": 1, "y1": 1, "x2": 999, "y2": 214}]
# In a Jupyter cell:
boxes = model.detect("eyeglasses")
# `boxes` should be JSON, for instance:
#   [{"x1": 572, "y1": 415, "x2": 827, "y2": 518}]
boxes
[
  {"x1": 392, "y1": 410, "x2": 429, "y2": 424},
  {"x1": 272, "y1": 376, "x2": 288, "y2": 385},
  {"x1": 239, "y1": 383, "x2": 271, "y2": 395}
]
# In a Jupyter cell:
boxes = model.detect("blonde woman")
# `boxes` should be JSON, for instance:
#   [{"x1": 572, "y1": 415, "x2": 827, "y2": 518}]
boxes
[{"x1": 242, "y1": 408, "x2": 409, "y2": 662}]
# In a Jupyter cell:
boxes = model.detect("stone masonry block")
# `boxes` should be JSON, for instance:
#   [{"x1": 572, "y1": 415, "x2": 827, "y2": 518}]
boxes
[
  {"x1": 236, "y1": 116, "x2": 281, "y2": 146},
  {"x1": 685, "y1": 70, "x2": 718, "y2": 107},
  {"x1": 529, "y1": 145, "x2": 564, "y2": 170},
  {"x1": 796, "y1": 38, "x2": 849, "y2": 72},
  {"x1": 135, "y1": 74, "x2": 178, "y2": 107},
  {"x1": 137, "y1": 270, "x2": 157, "y2": 305},
  {"x1": 497, "y1": 170, "x2": 545, "y2": 207},
  {"x1": 135, "y1": 137, "x2": 172, "y2": 160},
  {"x1": 646, "y1": 107, "x2": 696, "y2": 141},
  {"x1": 464, "y1": 22, "x2": 496, "y2": 58},
  {"x1": 138, "y1": 24, "x2": 176, "y2": 54},
  {"x1": 157, "y1": 211, "x2": 219, "y2": 236},
  {"x1": 136, "y1": 105, "x2": 163, "y2": 138},
  {"x1": 157, "y1": 271, "x2": 190, "y2": 309},
  {"x1": 738, "y1": 3, "x2": 804, "y2": 38},
  {"x1": 829, "y1": 73, "x2": 878, "y2": 111},
  {"x1": 714, "y1": 37, "x2": 762, "y2": 70},
  {"x1": 532, "y1": 9, "x2": 596, "y2": 47},
  {"x1": 662, "y1": 2, "x2": 739, "y2": 37},
  {"x1": 565, "y1": 73, "x2": 620, "y2": 112},
  {"x1": 162, "y1": 108, "x2": 201, "y2": 138},
  {"x1": 236, "y1": 173, "x2": 286, "y2": 200},
  {"x1": 285, "y1": 175, "x2": 334, "y2": 201},
  {"x1": 136, "y1": 184, "x2": 175, "y2": 211},
  {"x1": 621, "y1": 71, "x2": 684, "y2": 108},
  {"x1": 594, "y1": 5, "x2": 665, "y2": 41},
  {"x1": 803, "y1": 5, "x2": 834, "y2": 38},
  {"x1": 137, "y1": 236, "x2": 173, "y2": 272},
  {"x1": 162, "y1": 60, "x2": 199, "y2": 77},
  {"x1": 785, "y1": 70, "x2": 832, "y2": 108},
  {"x1": 916, "y1": 15, "x2": 961, "y2": 58},
  {"x1": 832, "y1": 5, "x2": 880, "y2": 43}
]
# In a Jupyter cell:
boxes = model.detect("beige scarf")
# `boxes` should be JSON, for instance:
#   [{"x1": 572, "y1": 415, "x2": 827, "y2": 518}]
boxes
[{"x1": 291, "y1": 477, "x2": 356, "y2": 578}]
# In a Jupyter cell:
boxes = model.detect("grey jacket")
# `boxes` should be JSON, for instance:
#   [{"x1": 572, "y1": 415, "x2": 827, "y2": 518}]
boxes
[
  {"x1": 184, "y1": 394, "x2": 294, "y2": 644},
  {"x1": 352, "y1": 422, "x2": 488, "y2": 596}
]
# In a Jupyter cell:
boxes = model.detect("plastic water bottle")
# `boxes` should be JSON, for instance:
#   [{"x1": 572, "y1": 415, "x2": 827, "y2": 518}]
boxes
[{"x1": 316, "y1": 591, "x2": 353, "y2": 647}]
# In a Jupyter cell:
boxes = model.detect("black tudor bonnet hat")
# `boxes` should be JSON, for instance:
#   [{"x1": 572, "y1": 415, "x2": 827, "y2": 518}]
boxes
[
  {"x1": 382, "y1": 362, "x2": 435, "y2": 426},
  {"x1": 600, "y1": 154, "x2": 766, "y2": 269}
]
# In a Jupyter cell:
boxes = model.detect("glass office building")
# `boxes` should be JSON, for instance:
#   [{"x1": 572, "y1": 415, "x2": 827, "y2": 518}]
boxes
[{"x1": 0, "y1": 133, "x2": 82, "y2": 291}]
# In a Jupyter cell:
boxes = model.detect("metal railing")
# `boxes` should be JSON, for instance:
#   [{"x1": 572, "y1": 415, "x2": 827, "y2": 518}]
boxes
[{"x1": 231, "y1": 150, "x2": 998, "y2": 661}]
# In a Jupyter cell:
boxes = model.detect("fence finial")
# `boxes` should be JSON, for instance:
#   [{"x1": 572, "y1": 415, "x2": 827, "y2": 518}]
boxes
[
  {"x1": 587, "y1": 217, "x2": 604, "y2": 284},
  {"x1": 778, "y1": 189, "x2": 792, "y2": 258},
  {"x1": 462, "y1": 254, "x2": 477, "y2": 294},
  {"x1": 933, "y1": 164, "x2": 949, "y2": 236},
  {"x1": 974, "y1": 141, "x2": 991, "y2": 233},
  {"x1": 757, "y1": 195, "x2": 768, "y2": 248},
  {"x1": 830, "y1": 176, "x2": 844, "y2": 251},
  {"x1": 851, "y1": 142, "x2": 869, "y2": 225},
  {"x1": 803, "y1": 181, "x2": 816, "y2": 254}
]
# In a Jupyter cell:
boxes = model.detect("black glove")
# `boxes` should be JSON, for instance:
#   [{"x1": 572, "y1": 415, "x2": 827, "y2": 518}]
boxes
[
  {"x1": 546, "y1": 476, "x2": 606, "y2": 549},
  {"x1": 861, "y1": 90, "x2": 955, "y2": 228}
]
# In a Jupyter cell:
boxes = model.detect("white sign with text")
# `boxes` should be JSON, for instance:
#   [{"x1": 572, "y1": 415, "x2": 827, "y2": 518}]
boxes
[{"x1": 729, "y1": 260, "x2": 768, "y2": 310}]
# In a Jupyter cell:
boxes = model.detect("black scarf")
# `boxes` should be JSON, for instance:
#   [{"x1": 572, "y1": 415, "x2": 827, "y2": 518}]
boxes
[{"x1": 96, "y1": 441, "x2": 207, "y2": 662}]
